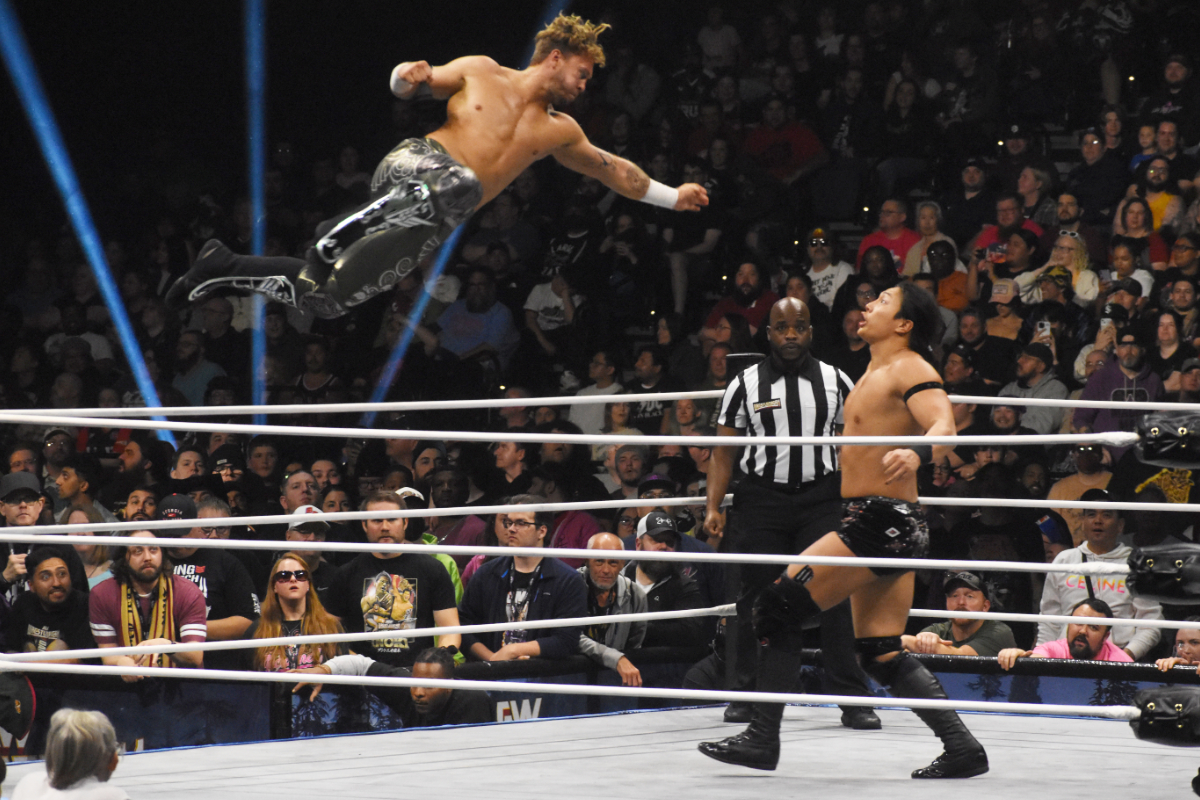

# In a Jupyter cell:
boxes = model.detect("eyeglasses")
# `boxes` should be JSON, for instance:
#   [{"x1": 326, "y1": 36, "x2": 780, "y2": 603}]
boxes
[
  {"x1": 809, "y1": 238, "x2": 828, "y2": 247},
  {"x1": 273, "y1": 569, "x2": 310, "y2": 584},
  {"x1": 199, "y1": 525, "x2": 231, "y2": 535},
  {"x1": 640, "y1": 489, "x2": 673, "y2": 499},
  {"x1": 1173, "y1": 243, "x2": 1197, "y2": 251},
  {"x1": 617, "y1": 516, "x2": 638, "y2": 526},
  {"x1": 856, "y1": 289, "x2": 878, "y2": 298},
  {"x1": 504, "y1": 519, "x2": 538, "y2": 529}
]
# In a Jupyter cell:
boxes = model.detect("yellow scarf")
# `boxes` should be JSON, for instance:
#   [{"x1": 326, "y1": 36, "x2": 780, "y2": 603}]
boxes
[{"x1": 119, "y1": 575, "x2": 176, "y2": 667}]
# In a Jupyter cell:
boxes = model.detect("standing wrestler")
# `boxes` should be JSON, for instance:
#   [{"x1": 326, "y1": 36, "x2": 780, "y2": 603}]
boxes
[
  {"x1": 699, "y1": 284, "x2": 988, "y2": 779},
  {"x1": 167, "y1": 14, "x2": 707, "y2": 318},
  {"x1": 705, "y1": 297, "x2": 880, "y2": 730}
]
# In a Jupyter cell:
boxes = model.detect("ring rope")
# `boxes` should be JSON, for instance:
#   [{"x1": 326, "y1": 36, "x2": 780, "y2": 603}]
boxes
[
  {"x1": 0, "y1": 661, "x2": 1142, "y2": 721},
  {"x1": 0, "y1": 410, "x2": 1143, "y2": 449},
  {"x1": 0, "y1": 604, "x2": 737, "y2": 664},
  {"x1": 3, "y1": 390, "x2": 1189, "y2": 418},
  {"x1": 0, "y1": 530, "x2": 1131, "y2": 575},
  {"x1": 908, "y1": 608, "x2": 1190, "y2": 631}
]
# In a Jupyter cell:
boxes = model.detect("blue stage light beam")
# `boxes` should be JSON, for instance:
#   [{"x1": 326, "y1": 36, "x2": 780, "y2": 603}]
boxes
[
  {"x1": 0, "y1": 0, "x2": 175, "y2": 445},
  {"x1": 246, "y1": 0, "x2": 268, "y2": 426},
  {"x1": 523, "y1": 0, "x2": 573, "y2": 64},
  {"x1": 359, "y1": 225, "x2": 465, "y2": 429}
]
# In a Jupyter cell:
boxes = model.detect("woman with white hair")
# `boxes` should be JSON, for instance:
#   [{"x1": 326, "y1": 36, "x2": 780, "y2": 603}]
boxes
[{"x1": 14, "y1": 708, "x2": 127, "y2": 799}]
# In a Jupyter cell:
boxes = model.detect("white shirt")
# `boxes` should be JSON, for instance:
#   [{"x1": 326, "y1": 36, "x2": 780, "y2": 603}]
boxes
[
  {"x1": 13, "y1": 773, "x2": 128, "y2": 800},
  {"x1": 569, "y1": 382, "x2": 624, "y2": 435}
]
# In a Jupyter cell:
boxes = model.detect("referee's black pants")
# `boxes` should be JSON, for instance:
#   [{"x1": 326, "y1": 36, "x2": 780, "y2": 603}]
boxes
[{"x1": 727, "y1": 477, "x2": 873, "y2": 699}]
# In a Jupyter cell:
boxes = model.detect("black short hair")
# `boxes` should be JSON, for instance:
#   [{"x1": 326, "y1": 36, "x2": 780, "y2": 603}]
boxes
[
  {"x1": 61, "y1": 452, "x2": 100, "y2": 494},
  {"x1": 414, "y1": 646, "x2": 456, "y2": 677},
  {"x1": 508, "y1": 494, "x2": 553, "y2": 532},
  {"x1": 1072, "y1": 597, "x2": 1114, "y2": 618},
  {"x1": 637, "y1": 343, "x2": 668, "y2": 369}
]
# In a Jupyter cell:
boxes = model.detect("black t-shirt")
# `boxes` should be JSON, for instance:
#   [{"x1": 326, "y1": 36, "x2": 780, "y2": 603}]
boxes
[
  {"x1": 363, "y1": 661, "x2": 492, "y2": 727},
  {"x1": 326, "y1": 553, "x2": 457, "y2": 667},
  {"x1": 2, "y1": 590, "x2": 96, "y2": 655},
  {"x1": 173, "y1": 548, "x2": 261, "y2": 670},
  {"x1": 628, "y1": 377, "x2": 685, "y2": 435},
  {"x1": 0, "y1": 540, "x2": 89, "y2": 608}
]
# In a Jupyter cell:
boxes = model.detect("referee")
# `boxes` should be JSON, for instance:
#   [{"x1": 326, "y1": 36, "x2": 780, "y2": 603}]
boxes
[{"x1": 705, "y1": 297, "x2": 879, "y2": 730}]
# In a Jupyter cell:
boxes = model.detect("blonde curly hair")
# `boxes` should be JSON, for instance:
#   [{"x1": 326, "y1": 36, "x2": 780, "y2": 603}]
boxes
[{"x1": 530, "y1": 13, "x2": 611, "y2": 67}]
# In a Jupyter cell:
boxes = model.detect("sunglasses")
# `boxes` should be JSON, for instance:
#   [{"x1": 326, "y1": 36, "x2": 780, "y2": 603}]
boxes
[
  {"x1": 1058, "y1": 230, "x2": 1082, "y2": 240},
  {"x1": 273, "y1": 569, "x2": 310, "y2": 584}
]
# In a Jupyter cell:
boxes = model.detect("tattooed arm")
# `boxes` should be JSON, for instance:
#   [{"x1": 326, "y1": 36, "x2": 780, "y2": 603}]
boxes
[{"x1": 553, "y1": 120, "x2": 708, "y2": 211}]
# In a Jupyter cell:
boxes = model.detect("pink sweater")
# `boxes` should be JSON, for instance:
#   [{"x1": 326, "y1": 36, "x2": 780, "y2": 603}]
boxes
[{"x1": 1031, "y1": 638, "x2": 1133, "y2": 662}]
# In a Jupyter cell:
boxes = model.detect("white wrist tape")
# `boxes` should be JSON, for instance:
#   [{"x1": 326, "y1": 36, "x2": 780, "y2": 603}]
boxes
[
  {"x1": 641, "y1": 180, "x2": 679, "y2": 210},
  {"x1": 390, "y1": 67, "x2": 414, "y2": 97}
]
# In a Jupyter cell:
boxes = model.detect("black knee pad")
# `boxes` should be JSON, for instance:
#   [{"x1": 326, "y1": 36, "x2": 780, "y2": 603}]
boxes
[{"x1": 425, "y1": 158, "x2": 483, "y2": 225}]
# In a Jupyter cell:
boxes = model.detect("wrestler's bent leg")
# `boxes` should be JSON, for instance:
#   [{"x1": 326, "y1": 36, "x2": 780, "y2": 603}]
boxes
[{"x1": 852, "y1": 578, "x2": 988, "y2": 780}]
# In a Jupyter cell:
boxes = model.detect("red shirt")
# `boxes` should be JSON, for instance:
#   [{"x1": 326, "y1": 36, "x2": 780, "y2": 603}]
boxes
[
  {"x1": 705, "y1": 292, "x2": 781, "y2": 332},
  {"x1": 857, "y1": 228, "x2": 922, "y2": 272},
  {"x1": 742, "y1": 122, "x2": 825, "y2": 183},
  {"x1": 88, "y1": 575, "x2": 208, "y2": 646}
]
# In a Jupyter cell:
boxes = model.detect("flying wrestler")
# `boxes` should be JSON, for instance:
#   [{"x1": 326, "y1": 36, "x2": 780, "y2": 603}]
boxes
[
  {"x1": 166, "y1": 14, "x2": 707, "y2": 318},
  {"x1": 699, "y1": 284, "x2": 989, "y2": 779}
]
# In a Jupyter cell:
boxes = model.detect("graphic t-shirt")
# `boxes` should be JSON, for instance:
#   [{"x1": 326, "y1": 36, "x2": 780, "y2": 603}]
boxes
[
  {"x1": 173, "y1": 549, "x2": 261, "y2": 670},
  {"x1": 326, "y1": 553, "x2": 456, "y2": 666},
  {"x1": 3, "y1": 590, "x2": 96, "y2": 655}
]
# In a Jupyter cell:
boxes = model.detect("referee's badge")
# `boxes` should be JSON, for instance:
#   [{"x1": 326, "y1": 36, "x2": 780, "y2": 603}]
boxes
[{"x1": 753, "y1": 399, "x2": 782, "y2": 413}]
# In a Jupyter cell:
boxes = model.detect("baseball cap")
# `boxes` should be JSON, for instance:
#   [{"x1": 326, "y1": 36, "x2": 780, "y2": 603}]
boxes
[
  {"x1": 637, "y1": 473, "x2": 677, "y2": 497},
  {"x1": 42, "y1": 428, "x2": 72, "y2": 443},
  {"x1": 943, "y1": 571, "x2": 987, "y2": 597},
  {"x1": 636, "y1": 510, "x2": 679, "y2": 542},
  {"x1": 1182, "y1": 358, "x2": 1200, "y2": 373},
  {"x1": 157, "y1": 493, "x2": 197, "y2": 522},
  {"x1": 989, "y1": 278, "x2": 1017, "y2": 304},
  {"x1": 1003, "y1": 121, "x2": 1030, "y2": 140},
  {"x1": 1167, "y1": 53, "x2": 1193, "y2": 71},
  {"x1": 1113, "y1": 277, "x2": 1143, "y2": 298},
  {"x1": 1022, "y1": 342, "x2": 1054, "y2": 368},
  {"x1": 1037, "y1": 266, "x2": 1072, "y2": 288},
  {"x1": 288, "y1": 504, "x2": 330, "y2": 534},
  {"x1": 615, "y1": 444, "x2": 648, "y2": 462},
  {"x1": 211, "y1": 443, "x2": 246, "y2": 473},
  {"x1": 962, "y1": 157, "x2": 986, "y2": 172},
  {"x1": 0, "y1": 473, "x2": 42, "y2": 503}
]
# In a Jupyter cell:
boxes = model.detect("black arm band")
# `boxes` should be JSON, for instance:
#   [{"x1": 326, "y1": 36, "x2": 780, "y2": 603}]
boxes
[{"x1": 909, "y1": 444, "x2": 933, "y2": 464}]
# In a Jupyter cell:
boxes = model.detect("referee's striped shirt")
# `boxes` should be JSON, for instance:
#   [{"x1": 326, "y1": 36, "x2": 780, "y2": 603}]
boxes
[{"x1": 716, "y1": 355, "x2": 853, "y2": 487}]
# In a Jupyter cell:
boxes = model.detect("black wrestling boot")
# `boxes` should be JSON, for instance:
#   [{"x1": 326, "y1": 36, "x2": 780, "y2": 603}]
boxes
[
  {"x1": 839, "y1": 706, "x2": 882, "y2": 730},
  {"x1": 869, "y1": 653, "x2": 988, "y2": 779},
  {"x1": 723, "y1": 701, "x2": 753, "y2": 723},
  {"x1": 698, "y1": 702, "x2": 783, "y2": 770},
  {"x1": 165, "y1": 239, "x2": 235, "y2": 307}
]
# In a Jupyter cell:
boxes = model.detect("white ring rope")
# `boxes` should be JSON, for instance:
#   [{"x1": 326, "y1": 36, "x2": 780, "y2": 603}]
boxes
[
  {"x1": 0, "y1": 390, "x2": 727, "y2": 418},
  {"x1": 0, "y1": 604, "x2": 737, "y2": 664},
  {"x1": 0, "y1": 661, "x2": 1142, "y2": 721},
  {"x1": 0, "y1": 409, "x2": 1142, "y2": 448},
  {"x1": 1, "y1": 390, "x2": 1188, "y2": 418},
  {"x1": 0, "y1": 530, "x2": 1132, "y2": 575}
]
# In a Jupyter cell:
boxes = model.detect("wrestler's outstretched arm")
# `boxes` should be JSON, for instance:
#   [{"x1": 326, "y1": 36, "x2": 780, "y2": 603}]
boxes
[
  {"x1": 390, "y1": 56, "x2": 497, "y2": 100},
  {"x1": 554, "y1": 122, "x2": 708, "y2": 212}
]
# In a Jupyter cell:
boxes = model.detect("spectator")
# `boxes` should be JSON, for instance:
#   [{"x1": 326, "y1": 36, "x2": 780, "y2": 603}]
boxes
[
  {"x1": 12, "y1": 709, "x2": 127, "y2": 799},
  {"x1": 1038, "y1": 192, "x2": 1108, "y2": 267},
  {"x1": 1148, "y1": 311, "x2": 1196, "y2": 393},
  {"x1": 281, "y1": 504, "x2": 337, "y2": 605},
  {"x1": 939, "y1": 158, "x2": 996, "y2": 248},
  {"x1": 1153, "y1": 119, "x2": 1199, "y2": 196},
  {"x1": 743, "y1": 97, "x2": 828, "y2": 189},
  {"x1": 578, "y1": 532, "x2": 646, "y2": 686},
  {"x1": 0, "y1": 472, "x2": 88, "y2": 605},
  {"x1": 54, "y1": 452, "x2": 115, "y2": 524},
  {"x1": 856, "y1": 198, "x2": 920, "y2": 271},
  {"x1": 458, "y1": 495, "x2": 587, "y2": 662},
  {"x1": 701, "y1": 260, "x2": 779, "y2": 340},
  {"x1": 65, "y1": 506, "x2": 113, "y2": 588},
  {"x1": 309, "y1": 458, "x2": 341, "y2": 492},
  {"x1": 998, "y1": 343, "x2": 1068, "y2": 435},
  {"x1": 89, "y1": 530, "x2": 207, "y2": 678},
  {"x1": 656, "y1": 315, "x2": 706, "y2": 390},
  {"x1": 1047, "y1": 444, "x2": 1112, "y2": 546},
  {"x1": 903, "y1": 202, "x2": 955, "y2": 278},
  {"x1": 418, "y1": 266, "x2": 521, "y2": 373},
  {"x1": 529, "y1": 463, "x2": 600, "y2": 569},
  {"x1": 803, "y1": 228, "x2": 854, "y2": 311},
  {"x1": 623, "y1": 511, "x2": 704, "y2": 648},
  {"x1": 296, "y1": 646, "x2": 490, "y2": 728},
  {"x1": 7, "y1": 442, "x2": 39, "y2": 476},
  {"x1": 41, "y1": 427, "x2": 75, "y2": 515},
  {"x1": 483, "y1": 441, "x2": 532, "y2": 502},
  {"x1": 195, "y1": 295, "x2": 250, "y2": 378},
  {"x1": 663, "y1": 159, "x2": 724, "y2": 317},
  {"x1": 627, "y1": 345, "x2": 682, "y2": 436},
  {"x1": 245, "y1": 552, "x2": 344, "y2": 671},
  {"x1": 168, "y1": 448, "x2": 205, "y2": 482},
  {"x1": 1000, "y1": 598, "x2": 1134, "y2": 668},
  {"x1": 902, "y1": 572, "x2": 1016, "y2": 657},
  {"x1": 1065, "y1": 127, "x2": 1129, "y2": 226},
  {"x1": 1142, "y1": 53, "x2": 1200, "y2": 144},
  {"x1": 3, "y1": 547, "x2": 97, "y2": 659},
  {"x1": 294, "y1": 335, "x2": 344, "y2": 406},
  {"x1": 1112, "y1": 197, "x2": 1168, "y2": 270},
  {"x1": 1128, "y1": 156, "x2": 1183, "y2": 233},
  {"x1": 826, "y1": 308, "x2": 870, "y2": 382},
  {"x1": 426, "y1": 466, "x2": 487, "y2": 572},
  {"x1": 1154, "y1": 618, "x2": 1200, "y2": 672},
  {"x1": 171, "y1": 330, "x2": 226, "y2": 407},
  {"x1": 609, "y1": 444, "x2": 648, "y2": 501},
  {"x1": 569, "y1": 347, "x2": 624, "y2": 435},
  {"x1": 325, "y1": 490, "x2": 460, "y2": 666},
  {"x1": 1073, "y1": 332, "x2": 1164, "y2": 458},
  {"x1": 1037, "y1": 489, "x2": 1162, "y2": 661},
  {"x1": 697, "y1": 6, "x2": 741, "y2": 72},
  {"x1": 162, "y1": 495, "x2": 259, "y2": 670},
  {"x1": 121, "y1": 484, "x2": 158, "y2": 522},
  {"x1": 461, "y1": 192, "x2": 540, "y2": 269},
  {"x1": 1017, "y1": 166, "x2": 1057, "y2": 229}
]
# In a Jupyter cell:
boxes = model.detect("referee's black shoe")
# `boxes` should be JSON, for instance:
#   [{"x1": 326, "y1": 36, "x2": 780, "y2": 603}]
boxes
[{"x1": 840, "y1": 706, "x2": 882, "y2": 730}]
